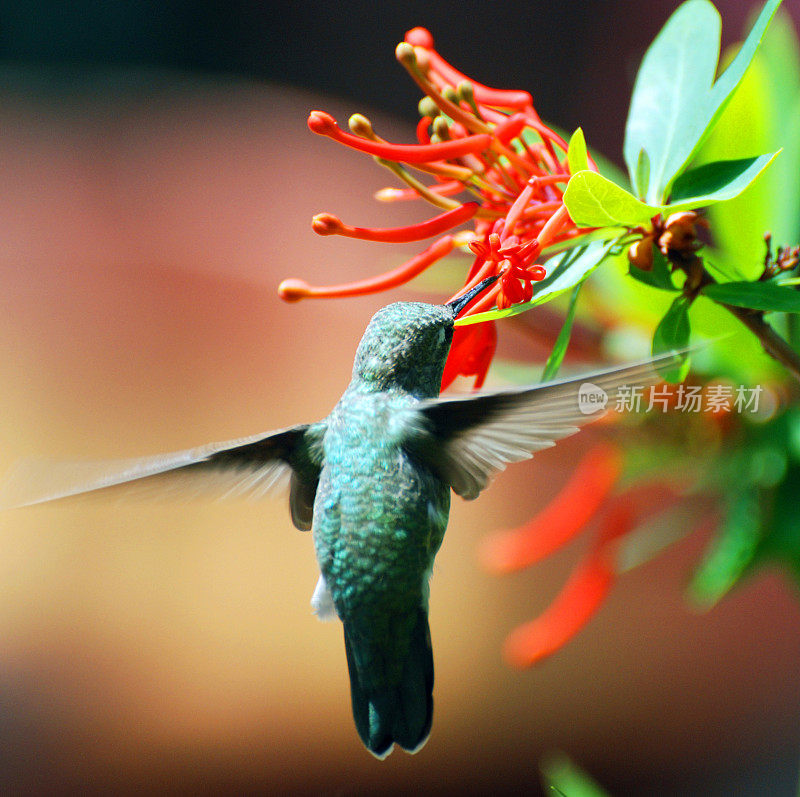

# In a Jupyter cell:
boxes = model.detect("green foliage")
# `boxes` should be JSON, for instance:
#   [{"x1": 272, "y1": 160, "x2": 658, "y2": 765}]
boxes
[
  {"x1": 567, "y1": 127, "x2": 590, "y2": 175},
  {"x1": 471, "y1": 0, "x2": 800, "y2": 681},
  {"x1": 466, "y1": 1, "x2": 800, "y2": 623},
  {"x1": 456, "y1": 0, "x2": 800, "y2": 647},
  {"x1": 540, "y1": 752, "x2": 610, "y2": 797},
  {"x1": 699, "y1": 10, "x2": 800, "y2": 278},
  {"x1": 759, "y1": 457, "x2": 800, "y2": 579},
  {"x1": 559, "y1": 0, "x2": 795, "y2": 393},
  {"x1": 623, "y1": 0, "x2": 783, "y2": 205},
  {"x1": 564, "y1": 154, "x2": 777, "y2": 228},
  {"x1": 541, "y1": 285, "x2": 581, "y2": 382},
  {"x1": 690, "y1": 411, "x2": 800, "y2": 607},
  {"x1": 564, "y1": 171, "x2": 656, "y2": 227},
  {"x1": 676, "y1": 8, "x2": 800, "y2": 602},
  {"x1": 701, "y1": 280, "x2": 800, "y2": 313},
  {"x1": 629, "y1": 247, "x2": 679, "y2": 292},
  {"x1": 652, "y1": 295, "x2": 692, "y2": 381},
  {"x1": 668, "y1": 153, "x2": 779, "y2": 208},
  {"x1": 690, "y1": 490, "x2": 761, "y2": 606}
]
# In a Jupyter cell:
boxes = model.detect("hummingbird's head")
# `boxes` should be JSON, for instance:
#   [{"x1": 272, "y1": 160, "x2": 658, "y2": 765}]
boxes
[
  {"x1": 352, "y1": 302, "x2": 454, "y2": 397},
  {"x1": 351, "y1": 275, "x2": 498, "y2": 397}
]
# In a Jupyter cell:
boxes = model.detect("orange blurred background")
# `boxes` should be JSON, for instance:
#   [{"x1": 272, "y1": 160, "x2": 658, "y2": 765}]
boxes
[{"x1": 0, "y1": 34, "x2": 799, "y2": 797}]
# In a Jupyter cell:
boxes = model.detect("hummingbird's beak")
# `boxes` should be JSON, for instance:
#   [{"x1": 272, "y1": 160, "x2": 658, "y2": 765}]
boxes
[{"x1": 446, "y1": 275, "x2": 500, "y2": 318}]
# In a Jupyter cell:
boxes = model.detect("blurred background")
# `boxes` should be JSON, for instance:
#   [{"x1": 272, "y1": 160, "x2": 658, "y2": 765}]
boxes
[{"x1": 1, "y1": 1, "x2": 800, "y2": 793}]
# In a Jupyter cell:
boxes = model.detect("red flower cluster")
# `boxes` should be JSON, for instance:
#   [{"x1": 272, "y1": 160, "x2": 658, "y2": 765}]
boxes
[
  {"x1": 279, "y1": 27, "x2": 594, "y2": 388},
  {"x1": 480, "y1": 443, "x2": 709, "y2": 668}
]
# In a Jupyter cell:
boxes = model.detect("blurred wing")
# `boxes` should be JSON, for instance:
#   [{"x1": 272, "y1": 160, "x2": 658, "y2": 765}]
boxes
[
  {"x1": 0, "y1": 424, "x2": 323, "y2": 529},
  {"x1": 411, "y1": 354, "x2": 679, "y2": 500}
]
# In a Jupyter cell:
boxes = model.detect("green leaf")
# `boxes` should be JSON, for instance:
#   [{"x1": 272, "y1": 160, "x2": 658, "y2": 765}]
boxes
[
  {"x1": 668, "y1": 153, "x2": 779, "y2": 209},
  {"x1": 701, "y1": 280, "x2": 800, "y2": 313},
  {"x1": 757, "y1": 458, "x2": 800, "y2": 571},
  {"x1": 690, "y1": 490, "x2": 760, "y2": 607},
  {"x1": 565, "y1": 153, "x2": 778, "y2": 231},
  {"x1": 456, "y1": 239, "x2": 617, "y2": 326},
  {"x1": 753, "y1": 13, "x2": 800, "y2": 245},
  {"x1": 697, "y1": 0, "x2": 784, "y2": 163},
  {"x1": 623, "y1": 0, "x2": 783, "y2": 205},
  {"x1": 564, "y1": 171, "x2": 657, "y2": 227},
  {"x1": 624, "y1": 0, "x2": 722, "y2": 203},
  {"x1": 541, "y1": 284, "x2": 581, "y2": 382},
  {"x1": 538, "y1": 124, "x2": 631, "y2": 190},
  {"x1": 567, "y1": 127, "x2": 589, "y2": 174},
  {"x1": 698, "y1": 10, "x2": 800, "y2": 278},
  {"x1": 652, "y1": 294, "x2": 691, "y2": 381},
  {"x1": 629, "y1": 246, "x2": 679, "y2": 291},
  {"x1": 633, "y1": 148, "x2": 650, "y2": 200},
  {"x1": 540, "y1": 753, "x2": 609, "y2": 797}
]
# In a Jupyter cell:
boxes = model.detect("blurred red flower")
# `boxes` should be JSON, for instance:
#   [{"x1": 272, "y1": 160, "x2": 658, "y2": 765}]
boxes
[{"x1": 480, "y1": 443, "x2": 709, "y2": 668}]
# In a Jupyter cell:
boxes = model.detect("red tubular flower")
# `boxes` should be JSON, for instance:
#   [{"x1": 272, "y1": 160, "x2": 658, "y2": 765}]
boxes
[
  {"x1": 310, "y1": 202, "x2": 479, "y2": 243},
  {"x1": 404, "y1": 26, "x2": 535, "y2": 112},
  {"x1": 281, "y1": 28, "x2": 598, "y2": 389},
  {"x1": 278, "y1": 236, "x2": 456, "y2": 301},
  {"x1": 503, "y1": 528, "x2": 618, "y2": 669},
  {"x1": 441, "y1": 322, "x2": 497, "y2": 390},
  {"x1": 489, "y1": 450, "x2": 689, "y2": 669},
  {"x1": 480, "y1": 444, "x2": 623, "y2": 573},
  {"x1": 307, "y1": 110, "x2": 493, "y2": 163}
]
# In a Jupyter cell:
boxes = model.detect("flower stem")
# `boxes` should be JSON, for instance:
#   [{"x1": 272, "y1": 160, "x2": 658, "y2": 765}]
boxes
[
  {"x1": 727, "y1": 306, "x2": 800, "y2": 382},
  {"x1": 677, "y1": 254, "x2": 800, "y2": 383}
]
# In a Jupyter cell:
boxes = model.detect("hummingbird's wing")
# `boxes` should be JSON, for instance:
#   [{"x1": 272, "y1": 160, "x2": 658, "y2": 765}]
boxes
[
  {"x1": 0, "y1": 424, "x2": 324, "y2": 530},
  {"x1": 410, "y1": 354, "x2": 679, "y2": 500}
]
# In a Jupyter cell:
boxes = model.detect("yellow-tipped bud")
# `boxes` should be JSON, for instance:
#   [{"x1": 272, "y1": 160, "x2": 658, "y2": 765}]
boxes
[
  {"x1": 277, "y1": 278, "x2": 311, "y2": 302},
  {"x1": 348, "y1": 113, "x2": 375, "y2": 139},
  {"x1": 458, "y1": 81, "x2": 475, "y2": 103},
  {"x1": 432, "y1": 116, "x2": 451, "y2": 140},
  {"x1": 443, "y1": 86, "x2": 459, "y2": 105},
  {"x1": 395, "y1": 42, "x2": 416, "y2": 67},
  {"x1": 418, "y1": 96, "x2": 439, "y2": 119}
]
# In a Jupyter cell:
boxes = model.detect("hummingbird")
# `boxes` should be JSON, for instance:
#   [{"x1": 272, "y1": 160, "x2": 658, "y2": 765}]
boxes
[{"x1": 1, "y1": 275, "x2": 677, "y2": 758}]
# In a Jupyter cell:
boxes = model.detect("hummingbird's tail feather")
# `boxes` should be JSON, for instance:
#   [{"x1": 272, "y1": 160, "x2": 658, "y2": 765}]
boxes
[{"x1": 343, "y1": 608, "x2": 434, "y2": 759}]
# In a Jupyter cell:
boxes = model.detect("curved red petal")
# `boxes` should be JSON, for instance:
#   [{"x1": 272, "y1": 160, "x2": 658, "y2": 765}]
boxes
[
  {"x1": 441, "y1": 321, "x2": 497, "y2": 390},
  {"x1": 307, "y1": 110, "x2": 492, "y2": 163},
  {"x1": 503, "y1": 550, "x2": 615, "y2": 668},
  {"x1": 416, "y1": 115, "x2": 432, "y2": 145},
  {"x1": 480, "y1": 444, "x2": 623, "y2": 573},
  {"x1": 404, "y1": 30, "x2": 533, "y2": 111},
  {"x1": 312, "y1": 202, "x2": 479, "y2": 243},
  {"x1": 493, "y1": 113, "x2": 528, "y2": 144},
  {"x1": 278, "y1": 235, "x2": 454, "y2": 301}
]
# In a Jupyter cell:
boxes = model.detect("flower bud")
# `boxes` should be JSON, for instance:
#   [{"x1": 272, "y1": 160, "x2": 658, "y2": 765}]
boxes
[
  {"x1": 628, "y1": 237, "x2": 654, "y2": 270},
  {"x1": 418, "y1": 96, "x2": 439, "y2": 119}
]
